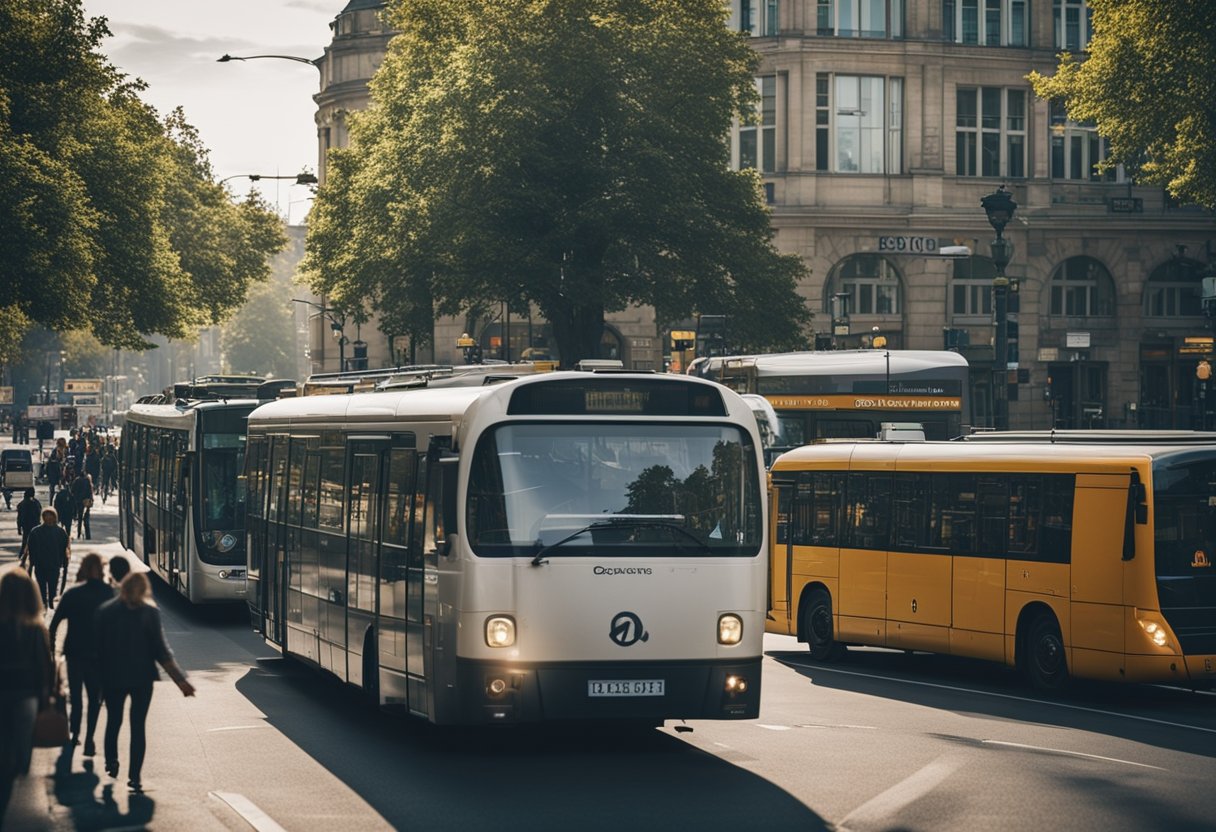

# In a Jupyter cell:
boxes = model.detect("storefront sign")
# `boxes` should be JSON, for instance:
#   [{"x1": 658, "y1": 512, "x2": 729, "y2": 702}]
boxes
[
  {"x1": 1065, "y1": 332, "x2": 1091, "y2": 349},
  {"x1": 1179, "y1": 336, "x2": 1215, "y2": 356},
  {"x1": 878, "y1": 236, "x2": 939, "y2": 254},
  {"x1": 0, "y1": 386, "x2": 12, "y2": 405},
  {"x1": 64, "y1": 379, "x2": 102, "y2": 394},
  {"x1": 1038, "y1": 348, "x2": 1059, "y2": 362}
]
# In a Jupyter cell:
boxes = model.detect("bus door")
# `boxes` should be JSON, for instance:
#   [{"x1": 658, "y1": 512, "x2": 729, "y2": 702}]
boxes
[
  {"x1": 265, "y1": 434, "x2": 290, "y2": 647},
  {"x1": 168, "y1": 437, "x2": 188, "y2": 597},
  {"x1": 375, "y1": 435, "x2": 418, "y2": 711},
  {"x1": 769, "y1": 475, "x2": 795, "y2": 633},
  {"x1": 345, "y1": 438, "x2": 388, "y2": 691}
]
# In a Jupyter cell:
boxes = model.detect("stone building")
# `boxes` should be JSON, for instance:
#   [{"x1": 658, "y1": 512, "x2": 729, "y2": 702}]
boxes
[
  {"x1": 304, "y1": 0, "x2": 660, "y2": 374},
  {"x1": 731, "y1": 0, "x2": 1214, "y2": 429}
]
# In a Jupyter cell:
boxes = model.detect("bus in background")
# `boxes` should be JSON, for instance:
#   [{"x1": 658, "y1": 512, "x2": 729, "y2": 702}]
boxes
[
  {"x1": 119, "y1": 383, "x2": 263, "y2": 603},
  {"x1": 243, "y1": 371, "x2": 766, "y2": 725},
  {"x1": 690, "y1": 350, "x2": 970, "y2": 454},
  {"x1": 768, "y1": 430, "x2": 1216, "y2": 691}
]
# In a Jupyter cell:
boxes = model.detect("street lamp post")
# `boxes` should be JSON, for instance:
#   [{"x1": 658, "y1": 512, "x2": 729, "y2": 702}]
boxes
[
  {"x1": 292, "y1": 299, "x2": 347, "y2": 372},
  {"x1": 220, "y1": 172, "x2": 318, "y2": 187},
  {"x1": 981, "y1": 185, "x2": 1017, "y2": 431},
  {"x1": 217, "y1": 53, "x2": 317, "y2": 66}
]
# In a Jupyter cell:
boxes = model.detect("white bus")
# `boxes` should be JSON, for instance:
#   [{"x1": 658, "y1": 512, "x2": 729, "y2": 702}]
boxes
[
  {"x1": 119, "y1": 397, "x2": 257, "y2": 603},
  {"x1": 243, "y1": 371, "x2": 766, "y2": 725}
]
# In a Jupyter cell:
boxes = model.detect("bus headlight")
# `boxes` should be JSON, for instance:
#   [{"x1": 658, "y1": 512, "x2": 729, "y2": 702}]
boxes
[
  {"x1": 1137, "y1": 616, "x2": 1172, "y2": 649},
  {"x1": 718, "y1": 613, "x2": 744, "y2": 645},
  {"x1": 215, "y1": 533, "x2": 237, "y2": 553},
  {"x1": 485, "y1": 616, "x2": 516, "y2": 648}
]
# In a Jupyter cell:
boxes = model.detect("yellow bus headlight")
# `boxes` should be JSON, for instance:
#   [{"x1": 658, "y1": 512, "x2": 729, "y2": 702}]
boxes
[
  {"x1": 718, "y1": 613, "x2": 744, "y2": 645},
  {"x1": 1137, "y1": 616, "x2": 1171, "y2": 650},
  {"x1": 485, "y1": 616, "x2": 516, "y2": 648}
]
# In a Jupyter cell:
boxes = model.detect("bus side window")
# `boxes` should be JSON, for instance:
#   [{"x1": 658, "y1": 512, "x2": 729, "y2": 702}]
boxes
[{"x1": 1040, "y1": 475, "x2": 1075, "y2": 563}]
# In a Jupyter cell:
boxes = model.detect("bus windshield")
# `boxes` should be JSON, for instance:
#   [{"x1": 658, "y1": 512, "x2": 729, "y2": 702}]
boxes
[
  {"x1": 468, "y1": 422, "x2": 762, "y2": 557},
  {"x1": 200, "y1": 432, "x2": 245, "y2": 531},
  {"x1": 1153, "y1": 455, "x2": 1216, "y2": 654}
]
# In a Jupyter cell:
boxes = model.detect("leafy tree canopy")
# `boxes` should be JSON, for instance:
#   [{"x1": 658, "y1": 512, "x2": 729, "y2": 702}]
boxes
[
  {"x1": 0, "y1": 0, "x2": 285, "y2": 349},
  {"x1": 1028, "y1": 0, "x2": 1216, "y2": 209},
  {"x1": 303, "y1": 0, "x2": 810, "y2": 365}
]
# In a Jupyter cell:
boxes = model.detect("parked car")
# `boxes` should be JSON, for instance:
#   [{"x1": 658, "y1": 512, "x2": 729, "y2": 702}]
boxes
[{"x1": 1, "y1": 448, "x2": 35, "y2": 493}]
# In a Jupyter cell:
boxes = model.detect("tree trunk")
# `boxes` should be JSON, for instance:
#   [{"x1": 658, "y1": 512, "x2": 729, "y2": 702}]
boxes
[{"x1": 547, "y1": 301, "x2": 605, "y2": 369}]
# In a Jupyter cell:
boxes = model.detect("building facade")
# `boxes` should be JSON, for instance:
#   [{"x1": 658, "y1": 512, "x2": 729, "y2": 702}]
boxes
[
  {"x1": 305, "y1": 1, "x2": 660, "y2": 374},
  {"x1": 731, "y1": 0, "x2": 1214, "y2": 429}
]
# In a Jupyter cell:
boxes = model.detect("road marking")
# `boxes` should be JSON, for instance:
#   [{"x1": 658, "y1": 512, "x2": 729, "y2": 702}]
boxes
[
  {"x1": 756, "y1": 723, "x2": 792, "y2": 731},
  {"x1": 795, "y1": 722, "x2": 878, "y2": 730},
  {"x1": 782, "y1": 660, "x2": 1216, "y2": 735},
  {"x1": 210, "y1": 792, "x2": 288, "y2": 832},
  {"x1": 981, "y1": 740, "x2": 1165, "y2": 771},
  {"x1": 1153, "y1": 684, "x2": 1216, "y2": 698},
  {"x1": 206, "y1": 724, "x2": 272, "y2": 733},
  {"x1": 837, "y1": 755, "x2": 961, "y2": 831}
]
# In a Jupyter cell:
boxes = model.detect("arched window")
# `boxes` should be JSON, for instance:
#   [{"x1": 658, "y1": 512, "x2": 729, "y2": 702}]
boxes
[
  {"x1": 951, "y1": 255, "x2": 997, "y2": 318},
  {"x1": 1143, "y1": 258, "x2": 1206, "y2": 318},
  {"x1": 827, "y1": 254, "x2": 902, "y2": 316},
  {"x1": 1049, "y1": 256, "x2": 1115, "y2": 317}
]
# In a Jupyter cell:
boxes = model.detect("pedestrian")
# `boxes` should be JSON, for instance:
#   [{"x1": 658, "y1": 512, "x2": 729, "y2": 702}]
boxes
[
  {"x1": 96, "y1": 572, "x2": 195, "y2": 792},
  {"x1": 0, "y1": 568, "x2": 55, "y2": 819},
  {"x1": 84, "y1": 443, "x2": 101, "y2": 488},
  {"x1": 23, "y1": 508, "x2": 71, "y2": 609},
  {"x1": 49, "y1": 554, "x2": 113, "y2": 757},
  {"x1": 16, "y1": 487, "x2": 42, "y2": 554},
  {"x1": 70, "y1": 472, "x2": 93, "y2": 540},
  {"x1": 44, "y1": 447, "x2": 62, "y2": 502},
  {"x1": 10, "y1": 412, "x2": 24, "y2": 445},
  {"x1": 107, "y1": 555, "x2": 130, "y2": 587},
  {"x1": 100, "y1": 443, "x2": 118, "y2": 504},
  {"x1": 53, "y1": 476, "x2": 76, "y2": 537}
]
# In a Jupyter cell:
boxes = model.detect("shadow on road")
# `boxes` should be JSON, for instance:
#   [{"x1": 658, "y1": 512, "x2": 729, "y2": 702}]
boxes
[
  {"x1": 770, "y1": 647, "x2": 1216, "y2": 759},
  {"x1": 52, "y1": 747, "x2": 155, "y2": 832},
  {"x1": 237, "y1": 658, "x2": 826, "y2": 830}
]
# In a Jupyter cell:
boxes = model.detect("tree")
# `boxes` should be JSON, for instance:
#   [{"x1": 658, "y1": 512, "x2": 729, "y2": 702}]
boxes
[
  {"x1": 304, "y1": 0, "x2": 810, "y2": 366},
  {"x1": 221, "y1": 281, "x2": 297, "y2": 380},
  {"x1": 0, "y1": 0, "x2": 285, "y2": 348},
  {"x1": 1028, "y1": 0, "x2": 1216, "y2": 209}
]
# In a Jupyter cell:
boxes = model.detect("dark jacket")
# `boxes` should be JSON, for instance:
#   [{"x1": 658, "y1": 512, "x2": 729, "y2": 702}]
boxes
[
  {"x1": 26, "y1": 523, "x2": 69, "y2": 574},
  {"x1": 85, "y1": 451, "x2": 101, "y2": 480},
  {"x1": 0, "y1": 619, "x2": 54, "y2": 701},
  {"x1": 95, "y1": 600, "x2": 176, "y2": 689},
  {"x1": 44, "y1": 453, "x2": 61, "y2": 485},
  {"x1": 17, "y1": 495, "x2": 42, "y2": 534},
  {"x1": 70, "y1": 475, "x2": 93, "y2": 506},
  {"x1": 53, "y1": 487, "x2": 75, "y2": 523},
  {"x1": 50, "y1": 579, "x2": 115, "y2": 658}
]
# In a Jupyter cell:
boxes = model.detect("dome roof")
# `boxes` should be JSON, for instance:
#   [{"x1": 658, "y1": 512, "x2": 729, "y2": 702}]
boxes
[{"x1": 341, "y1": 0, "x2": 384, "y2": 12}]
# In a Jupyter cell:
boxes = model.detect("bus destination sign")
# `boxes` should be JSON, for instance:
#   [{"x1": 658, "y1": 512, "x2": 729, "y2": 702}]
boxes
[{"x1": 767, "y1": 394, "x2": 962, "y2": 411}]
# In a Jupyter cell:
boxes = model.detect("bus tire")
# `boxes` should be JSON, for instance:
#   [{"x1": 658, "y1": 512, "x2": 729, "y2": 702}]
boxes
[
  {"x1": 362, "y1": 630, "x2": 379, "y2": 707},
  {"x1": 804, "y1": 589, "x2": 845, "y2": 662},
  {"x1": 1022, "y1": 611, "x2": 1069, "y2": 692}
]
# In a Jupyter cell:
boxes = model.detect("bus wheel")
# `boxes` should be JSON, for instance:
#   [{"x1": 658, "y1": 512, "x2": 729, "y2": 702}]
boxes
[
  {"x1": 1023, "y1": 612, "x2": 1069, "y2": 692},
  {"x1": 804, "y1": 589, "x2": 844, "y2": 662}
]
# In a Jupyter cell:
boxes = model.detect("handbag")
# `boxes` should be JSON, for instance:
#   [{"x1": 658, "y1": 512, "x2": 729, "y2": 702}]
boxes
[
  {"x1": 32, "y1": 697, "x2": 69, "y2": 747},
  {"x1": 83, "y1": 498, "x2": 93, "y2": 508}
]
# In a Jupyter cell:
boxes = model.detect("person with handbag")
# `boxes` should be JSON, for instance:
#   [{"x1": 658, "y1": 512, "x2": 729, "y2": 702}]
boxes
[
  {"x1": 23, "y1": 508, "x2": 71, "y2": 609},
  {"x1": 96, "y1": 572, "x2": 195, "y2": 792},
  {"x1": 49, "y1": 554, "x2": 114, "y2": 758},
  {"x1": 0, "y1": 568, "x2": 55, "y2": 820},
  {"x1": 70, "y1": 472, "x2": 93, "y2": 540}
]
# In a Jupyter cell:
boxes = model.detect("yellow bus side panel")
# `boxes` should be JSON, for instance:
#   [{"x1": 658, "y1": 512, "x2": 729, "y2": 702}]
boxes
[
  {"x1": 948, "y1": 628, "x2": 1004, "y2": 662},
  {"x1": 887, "y1": 553, "x2": 952, "y2": 628},
  {"x1": 952, "y1": 557, "x2": 1004, "y2": 634},
  {"x1": 795, "y1": 545, "x2": 839, "y2": 581},
  {"x1": 1070, "y1": 647, "x2": 1126, "y2": 682},
  {"x1": 1006, "y1": 560, "x2": 1069, "y2": 599},
  {"x1": 1071, "y1": 480, "x2": 1129, "y2": 605},
  {"x1": 1070, "y1": 601, "x2": 1125, "y2": 654},
  {"x1": 890, "y1": 620, "x2": 950, "y2": 653},
  {"x1": 1126, "y1": 654, "x2": 1189, "y2": 684},
  {"x1": 1183, "y1": 655, "x2": 1216, "y2": 684},
  {"x1": 838, "y1": 614, "x2": 886, "y2": 645},
  {"x1": 839, "y1": 550, "x2": 887, "y2": 620}
]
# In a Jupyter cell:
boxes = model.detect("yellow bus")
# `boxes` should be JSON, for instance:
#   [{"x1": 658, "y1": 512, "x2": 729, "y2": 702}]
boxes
[{"x1": 767, "y1": 431, "x2": 1216, "y2": 691}]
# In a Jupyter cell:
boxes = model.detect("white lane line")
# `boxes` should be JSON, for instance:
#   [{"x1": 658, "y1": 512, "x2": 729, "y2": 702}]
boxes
[
  {"x1": 211, "y1": 791, "x2": 288, "y2": 832},
  {"x1": 796, "y1": 723, "x2": 878, "y2": 730},
  {"x1": 981, "y1": 740, "x2": 1166, "y2": 771},
  {"x1": 756, "y1": 723, "x2": 793, "y2": 731},
  {"x1": 206, "y1": 724, "x2": 272, "y2": 733},
  {"x1": 784, "y1": 661, "x2": 1216, "y2": 735},
  {"x1": 1153, "y1": 684, "x2": 1216, "y2": 698},
  {"x1": 837, "y1": 755, "x2": 961, "y2": 832}
]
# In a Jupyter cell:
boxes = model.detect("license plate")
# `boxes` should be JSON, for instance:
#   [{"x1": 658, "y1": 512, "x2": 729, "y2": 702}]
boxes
[{"x1": 588, "y1": 679, "x2": 665, "y2": 697}]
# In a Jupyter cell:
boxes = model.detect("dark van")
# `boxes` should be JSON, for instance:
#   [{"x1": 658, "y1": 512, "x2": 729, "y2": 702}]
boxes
[{"x1": 0, "y1": 448, "x2": 35, "y2": 492}]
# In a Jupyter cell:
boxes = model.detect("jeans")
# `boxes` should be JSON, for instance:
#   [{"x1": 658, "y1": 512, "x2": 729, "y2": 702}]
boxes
[
  {"x1": 66, "y1": 655, "x2": 102, "y2": 745},
  {"x1": 76, "y1": 505, "x2": 90, "y2": 539},
  {"x1": 103, "y1": 683, "x2": 153, "y2": 782},
  {"x1": 33, "y1": 567, "x2": 61, "y2": 608},
  {"x1": 0, "y1": 694, "x2": 38, "y2": 819}
]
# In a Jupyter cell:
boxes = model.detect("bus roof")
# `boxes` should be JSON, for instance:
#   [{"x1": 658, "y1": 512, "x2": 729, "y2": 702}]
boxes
[
  {"x1": 697, "y1": 350, "x2": 969, "y2": 378},
  {"x1": 127, "y1": 398, "x2": 260, "y2": 428}
]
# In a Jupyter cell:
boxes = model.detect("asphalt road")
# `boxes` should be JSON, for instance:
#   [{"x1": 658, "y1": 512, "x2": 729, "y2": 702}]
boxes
[{"x1": 3, "y1": 485, "x2": 1214, "y2": 831}]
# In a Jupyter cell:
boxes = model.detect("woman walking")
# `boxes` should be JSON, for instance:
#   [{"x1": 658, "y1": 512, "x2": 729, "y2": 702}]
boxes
[
  {"x1": 96, "y1": 573, "x2": 194, "y2": 792},
  {"x1": 0, "y1": 569, "x2": 55, "y2": 819},
  {"x1": 22, "y1": 508, "x2": 70, "y2": 609},
  {"x1": 69, "y1": 471, "x2": 93, "y2": 540},
  {"x1": 49, "y1": 554, "x2": 114, "y2": 757}
]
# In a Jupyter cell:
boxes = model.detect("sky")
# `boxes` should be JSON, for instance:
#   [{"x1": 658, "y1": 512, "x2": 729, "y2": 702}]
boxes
[{"x1": 82, "y1": 0, "x2": 343, "y2": 225}]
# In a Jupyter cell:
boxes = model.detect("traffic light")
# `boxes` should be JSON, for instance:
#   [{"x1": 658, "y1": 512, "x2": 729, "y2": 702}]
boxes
[{"x1": 1198, "y1": 359, "x2": 1212, "y2": 382}]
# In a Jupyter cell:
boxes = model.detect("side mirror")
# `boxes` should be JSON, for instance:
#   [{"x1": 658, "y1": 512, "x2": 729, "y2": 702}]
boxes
[{"x1": 437, "y1": 454, "x2": 459, "y2": 557}]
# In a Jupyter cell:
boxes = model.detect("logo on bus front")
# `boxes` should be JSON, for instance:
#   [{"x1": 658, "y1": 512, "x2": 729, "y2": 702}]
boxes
[{"x1": 609, "y1": 612, "x2": 649, "y2": 647}]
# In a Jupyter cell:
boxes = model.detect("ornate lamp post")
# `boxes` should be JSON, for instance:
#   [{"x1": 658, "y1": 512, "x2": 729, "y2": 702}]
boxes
[
  {"x1": 981, "y1": 186, "x2": 1017, "y2": 430},
  {"x1": 292, "y1": 299, "x2": 347, "y2": 372}
]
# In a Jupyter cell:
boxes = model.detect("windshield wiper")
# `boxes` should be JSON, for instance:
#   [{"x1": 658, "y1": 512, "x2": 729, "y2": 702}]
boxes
[{"x1": 530, "y1": 516, "x2": 709, "y2": 566}]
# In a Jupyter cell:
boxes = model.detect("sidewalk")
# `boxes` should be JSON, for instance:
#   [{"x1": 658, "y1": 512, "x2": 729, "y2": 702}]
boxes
[{"x1": 1, "y1": 436, "x2": 140, "y2": 831}]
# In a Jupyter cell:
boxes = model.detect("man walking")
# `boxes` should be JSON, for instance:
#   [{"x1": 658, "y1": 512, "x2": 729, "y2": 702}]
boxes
[
  {"x1": 53, "y1": 477, "x2": 75, "y2": 537},
  {"x1": 21, "y1": 508, "x2": 70, "y2": 608},
  {"x1": 50, "y1": 554, "x2": 114, "y2": 755},
  {"x1": 15, "y1": 488, "x2": 42, "y2": 555}
]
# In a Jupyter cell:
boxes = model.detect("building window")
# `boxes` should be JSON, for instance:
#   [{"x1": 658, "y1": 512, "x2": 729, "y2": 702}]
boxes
[
  {"x1": 952, "y1": 256, "x2": 997, "y2": 317},
  {"x1": 739, "y1": 0, "x2": 779, "y2": 36},
  {"x1": 1143, "y1": 258, "x2": 1207, "y2": 318},
  {"x1": 944, "y1": 0, "x2": 1027, "y2": 46},
  {"x1": 1049, "y1": 101, "x2": 1123, "y2": 181},
  {"x1": 822, "y1": 75, "x2": 903, "y2": 174},
  {"x1": 956, "y1": 87, "x2": 1026, "y2": 178},
  {"x1": 1054, "y1": 0, "x2": 1093, "y2": 51},
  {"x1": 817, "y1": 0, "x2": 904, "y2": 39},
  {"x1": 738, "y1": 75, "x2": 777, "y2": 174},
  {"x1": 1049, "y1": 256, "x2": 1115, "y2": 317},
  {"x1": 828, "y1": 254, "x2": 902, "y2": 316}
]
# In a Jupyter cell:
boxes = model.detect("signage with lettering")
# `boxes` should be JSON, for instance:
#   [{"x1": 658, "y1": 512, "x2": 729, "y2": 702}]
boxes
[
  {"x1": 0, "y1": 386, "x2": 11, "y2": 405},
  {"x1": 878, "y1": 236, "x2": 939, "y2": 254},
  {"x1": 766, "y1": 394, "x2": 962, "y2": 412},
  {"x1": 1109, "y1": 197, "x2": 1143, "y2": 213},
  {"x1": 64, "y1": 379, "x2": 103, "y2": 394},
  {"x1": 1065, "y1": 332, "x2": 1091, "y2": 349}
]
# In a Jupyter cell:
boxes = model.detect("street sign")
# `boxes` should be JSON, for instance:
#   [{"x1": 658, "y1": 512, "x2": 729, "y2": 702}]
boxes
[
  {"x1": 878, "y1": 235, "x2": 939, "y2": 254},
  {"x1": 0, "y1": 386, "x2": 12, "y2": 405},
  {"x1": 64, "y1": 379, "x2": 103, "y2": 394},
  {"x1": 1065, "y1": 332, "x2": 1090, "y2": 349}
]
